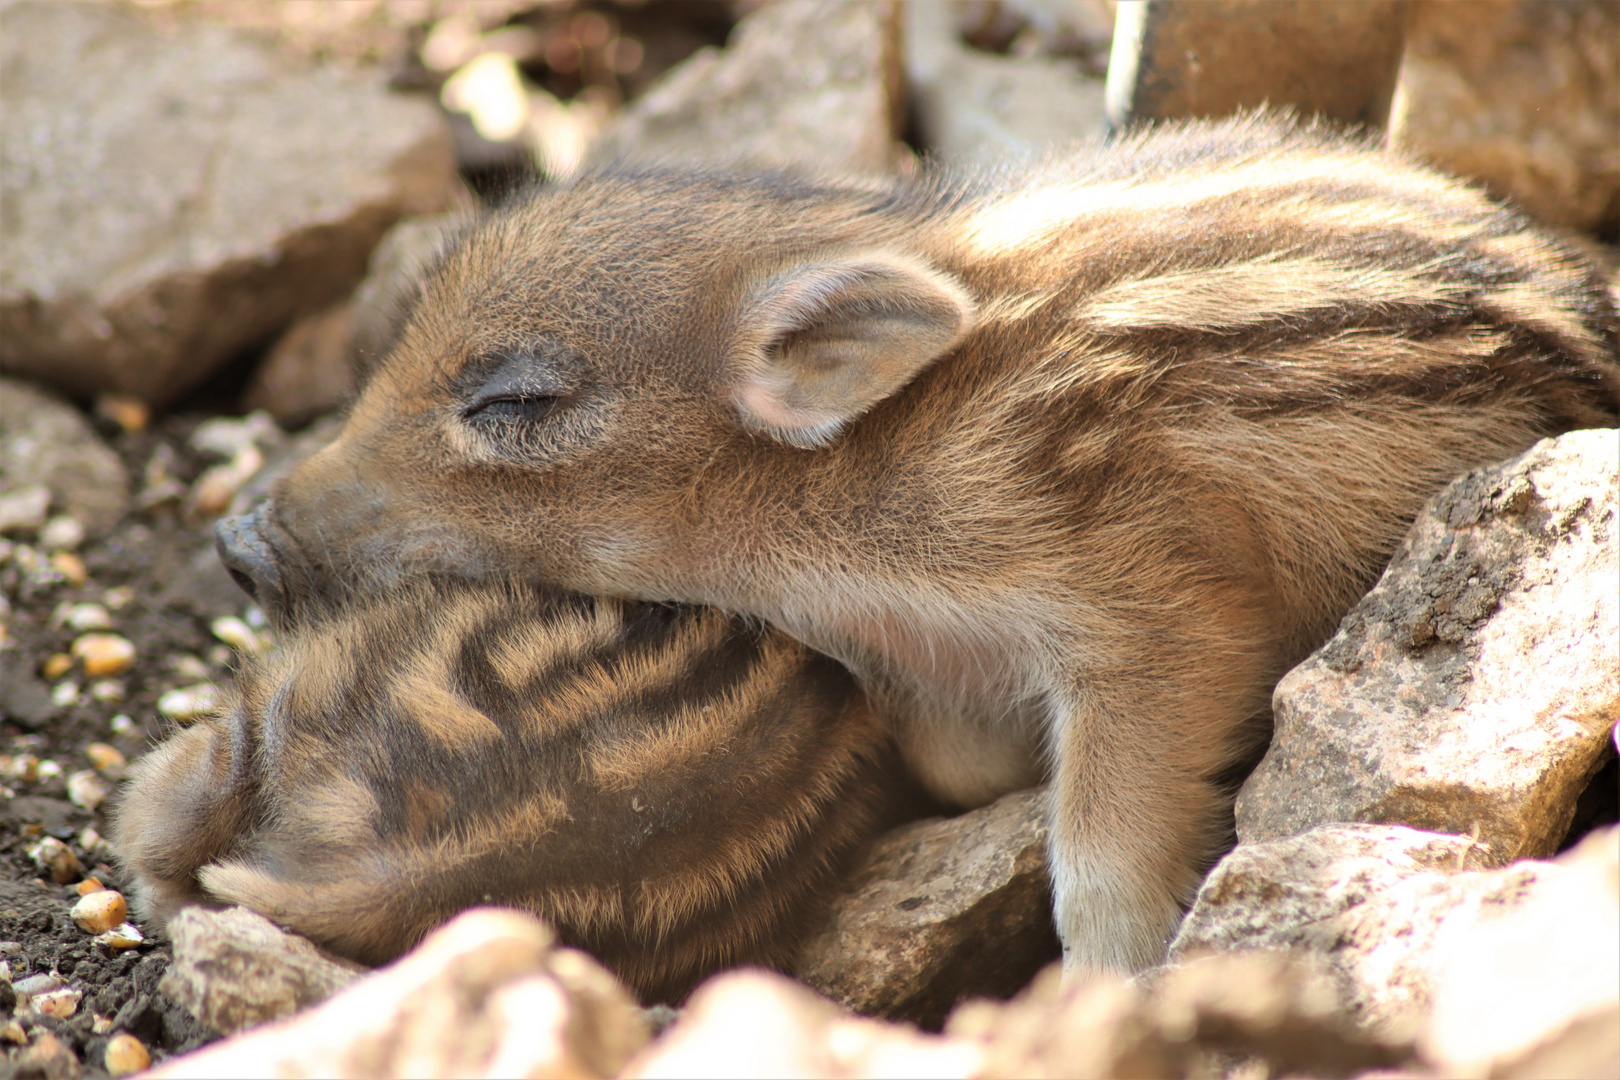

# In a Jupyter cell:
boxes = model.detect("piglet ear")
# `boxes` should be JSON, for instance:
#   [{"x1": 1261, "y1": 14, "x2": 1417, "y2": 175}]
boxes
[{"x1": 728, "y1": 253, "x2": 977, "y2": 448}]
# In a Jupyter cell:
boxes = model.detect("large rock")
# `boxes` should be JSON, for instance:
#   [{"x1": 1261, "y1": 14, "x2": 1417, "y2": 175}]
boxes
[
  {"x1": 1238, "y1": 430, "x2": 1620, "y2": 863},
  {"x1": 159, "y1": 906, "x2": 366, "y2": 1036},
  {"x1": 0, "y1": 0, "x2": 457, "y2": 406},
  {"x1": 589, "y1": 1, "x2": 903, "y2": 174},
  {"x1": 0, "y1": 377, "x2": 130, "y2": 535},
  {"x1": 152, "y1": 908, "x2": 649, "y2": 1080},
  {"x1": 1171, "y1": 822, "x2": 1620, "y2": 1066},
  {"x1": 1391, "y1": 0, "x2": 1620, "y2": 234},
  {"x1": 905, "y1": 0, "x2": 1108, "y2": 165},
  {"x1": 793, "y1": 786, "x2": 1059, "y2": 1029}
]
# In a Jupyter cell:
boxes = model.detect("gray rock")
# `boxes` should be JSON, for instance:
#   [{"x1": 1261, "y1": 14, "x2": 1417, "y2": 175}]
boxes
[
  {"x1": 241, "y1": 303, "x2": 357, "y2": 429},
  {"x1": 0, "y1": 378, "x2": 129, "y2": 535},
  {"x1": 0, "y1": 653, "x2": 54, "y2": 730},
  {"x1": 590, "y1": 1, "x2": 903, "y2": 175},
  {"x1": 347, "y1": 212, "x2": 468, "y2": 375},
  {"x1": 0, "y1": 1, "x2": 457, "y2": 406},
  {"x1": 1392, "y1": 0, "x2": 1620, "y2": 234},
  {"x1": 160, "y1": 906, "x2": 365, "y2": 1036},
  {"x1": 1171, "y1": 821, "x2": 1620, "y2": 1056},
  {"x1": 1238, "y1": 430, "x2": 1620, "y2": 864},
  {"x1": 793, "y1": 786, "x2": 1058, "y2": 1028},
  {"x1": 906, "y1": 0, "x2": 1108, "y2": 165}
]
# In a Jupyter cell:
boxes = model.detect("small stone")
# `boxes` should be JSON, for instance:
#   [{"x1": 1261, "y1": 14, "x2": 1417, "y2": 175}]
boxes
[
  {"x1": 158, "y1": 683, "x2": 223, "y2": 722},
  {"x1": 94, "y1": 922, "x2": 145, "y2": 950},
  {"x1": 102, "y1": 586, "x2": 134, "y2": 610},
  {"x1": 29, "y1": 987, "x2": 83, "y2": 1020},
  {"x1": 94, "y1": 394, "x2": 150, "y2": 434},
  {"x1": 75, "y1": 877, "x2": 104, "y2": 896},
  {"x1": 3, "y1": 753, "x2": 40, "y2": 782},
  {"x1": 0, "y1": 1019, "x2": 23, "y2": 1044},
  {"x1": 36, "y1": 758, "x2": 62, "y2": 781},
  {"x1": 13, "y1": 974, "x2": 65, "y2": 997},
  {"x1": 210, "y1": 615, "x2": 266, "y2": 655},
  {"x1": 191, "y1": 412, "x2": 282, "y2": 460},
  {"x1": 90, "y1": 1015, "x2": 112, "y2": 1035},
  {"x1": 109, "y1": 714, "x2": 136, "y2": 736},
  {"x1": 170, "y1": 654, "x2": 211, "y2": 681},
  {"x1": 63, "y1": 603, "x2": 112, "y2": 631},
  {"x1": 0, "y1": 380, "x2": 130, "y2": 534},
  {"x1": 28, "y1": 836, "x2": 80, "y2": 883},
  {"x1": 50, "y1": 681, "x2": 79, "y2": 708},
  {"x1": 71, "y1": 889, "x2": 127, "y2": 934},
  {"x1": 49, "y1": 552, "x2": 87, "y2": 586},
  {"x1": 0, "y1": 484, "x2": 50, "y2": 534},
  {"x1": 71, "y1": 633, "x2": 136, "y2": 678},
  {"x1": 66, "y1": 770, "x2": 110, "y2": 812},
  {"x1": 85, "y1": 743, "x2": 126, "y2": 774},
  {"x1": 88, "y1": 680, "x2": 125, "y2": 704},
  {"x1": 11, "y1": 1029, "x2": 80, "y2": 1079},
  {"x1": 104, "y1": 1033, "x2": 150, "y2": 1077},
  {"x1": 38, "y1": 515, "x2": 84, "y2": 552},
  {"x1": 41, "y1": 653, "x2": 73, "y2": 680},
  {"x1": 188, "y1": 446, "x2": 265, "y2": 518}
]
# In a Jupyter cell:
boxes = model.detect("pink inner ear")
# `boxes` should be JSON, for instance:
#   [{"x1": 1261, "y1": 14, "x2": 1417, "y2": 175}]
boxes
[{"x1": 735, "y1": 379, "x2": 828, "y2": 434}]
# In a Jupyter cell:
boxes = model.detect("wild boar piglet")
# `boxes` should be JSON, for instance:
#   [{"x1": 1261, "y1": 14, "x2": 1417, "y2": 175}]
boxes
[
  {"x1": 218, "y1": 112, "x2": 1620, "y2": 974},
  {"x1": 116, "y1": 577, "x2": 900, "y2": 1001}
]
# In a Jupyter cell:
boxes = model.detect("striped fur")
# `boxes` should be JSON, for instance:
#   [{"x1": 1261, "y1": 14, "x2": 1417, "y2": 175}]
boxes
[
  {"x1": 115, "y1": 579, "x2": 901, "y2": 1001},
  {"x1": 227, "y1": 112, "x2": 1620, "y2": 975}
]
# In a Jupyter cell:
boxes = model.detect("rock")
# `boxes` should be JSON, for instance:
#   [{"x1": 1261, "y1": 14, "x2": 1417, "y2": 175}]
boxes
[
  {"x1": 0, "y1": 1, "x2": 458, "y2": 406},
  {"x1": 160, "y1": 906, "x2": 366, "y2": 1036},
  {"x1": 71, "y1": 633, "x2": 135, "y2": 678},
  {"x1": 27, "y1": 836, "x2": 82, "y2": 885},
  {"x1": 905, "y1": 1, "x2": 1108, "y2": 164},
  {"x1": 10, "y1": 1030, "x2": 81, "y2": 1080},
  {"x1": 623, "y1": 968, "x2": 982, "y2": 1080},
  {"x1": 0, "y1": 652, "x2": 55, "y2": 730},
  {"x1": 151, "y1": 908, "x2": 649, "y2": 1080},
  {"x1": 0, "y1": 379, "x2": 130, "y2": 535},
  {"x1": 241, "y1": 303, "x2": 358, "y2": 429},
  {"x1": 1391, "y1": 0, "x2": 1620, "y2": 234},
  {"x1": 347, "y1": 213, "x2": 466, "y2": 374},
  {"x1": 103, "y1": 1033, "x2": 151, "y2": 1077},
  {"x1": 1238, "y1": 431, "x2": 1619, "y2": 863},
  {"x1": 793, "y1": 786, "x2": 1059, "y2": 1028},
  {"x1": 590, "y1": 1, "x2": 903, "y2": 174},
  {"x1": 0, "y1": 485, "x2": 50, "y2": 536},
  {"x1": 6, "y1": 796, "x2": 91, "y2": 841},
  {"x1": 1171, "y1": 822, "x2": 1620, "y2": 1054},
  {"x1": 70, "y1": 890, "x2": 127, "y2": 935}
]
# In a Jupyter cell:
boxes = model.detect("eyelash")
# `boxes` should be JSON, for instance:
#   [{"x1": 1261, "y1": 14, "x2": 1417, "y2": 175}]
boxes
[{"x1": 465, "y1": 394, "x2": 564, "y2": 423}]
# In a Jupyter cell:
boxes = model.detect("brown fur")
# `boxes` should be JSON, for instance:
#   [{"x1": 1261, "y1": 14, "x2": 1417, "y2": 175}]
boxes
[
  {"x1": 114, "y1": 578, "x2": 902, "y2": 1002},
  {"x1": 221, "y1": 113, "x2": 1620, "y2": 973}
]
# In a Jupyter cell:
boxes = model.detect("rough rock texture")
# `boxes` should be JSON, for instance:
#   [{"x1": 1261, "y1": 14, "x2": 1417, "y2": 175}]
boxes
[
  {"x1": 240, "y1": 304, "x2": 357, "y2": 429},
  {"x1": 0, "y1": 0, "x2": 458, "y2": 406},
  {"x1": 1392, "y1": 0, "x2": 1620, "y2": 234},
  {"x1": 793, "y1": 787, "x2": 1059, "y2": 1029},
  {"x1": 1171, "y1": 822, "x2": 1620, "y2": 1064},
  {"x1": 589, "y1": 1, "x2": 903, "y2": 174},
  {"x1": 623, "y1": 969, "x2": 981, "y2": 1080},
  {"x1": 346, "y1": 212, "x2": 467, "y2": 374},
  {"x1": 1238, "y1": 430, "x2": 1620, "y2": 863},
  {"x1": 151, "y1": 908, "x2": 648, "y2": 1079},
  {"x1": 159, "y1": 907, "x2": 366, "y2": 1036},
  {"x1": 0, "y1": 377, "x2": 130, "y2": 535},
  {"x1": 906, "y1": 0, "x2": 1108, "y2": 164}
]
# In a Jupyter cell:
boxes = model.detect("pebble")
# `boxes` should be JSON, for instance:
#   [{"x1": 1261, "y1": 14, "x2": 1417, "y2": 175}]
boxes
[
  {"x1": 158, "y1": 682, "x2": 223, "y2": 722},
  {"x1": 170, "y1": 654, "x2": 211, "y2": 682},
  {"x1": 72, "y1": 633, "x2": 136, "y2": 677},
  {"x1": 50, "y1": 551, "x2": 88, "y2": 586},
  {"x1": 191, "y1": 411, "x2": 281, "y2": 459},
  {"x1": 0, "y1": 1020, "x2": 20, "y2": 1045},
  {"x1": 50, "y1": 681, "x2": 80, "y2": 708},
  {"x1": 38, "y1": 515, "x2": 85, "y2": 552},
  {"x1": 28, "y1": 988, "x2": 82, "y2": 1020},
  {"x1": 12, "y1": 974, "x2": 63, "y2": 997},
  {"x1": 76, "y1": 877, "x2": 105, "y2": 896},
  {"x1": 66, "y1": 769, "x2": 110, "y2": 812},
  {"x1": 2, "y1": 754, "x2": 40, "y2": 782},
  {"x1": 109, "y1": 714, "x2": 137, "y2": 736},
  {"x1": 37, "y1": 759, "x2": 62, "y2": 781},
  {"x1": 91, "y1": 1015, "x2": 113, "y2": 1035},
  {"x1": 94, "y1": 922, "x2": 145, "y2": 950},
  {"x1": 28, "y1": 836, "x2": 81, "y2": 884},
  {"x1": 189, "y1": 445, "x2": 265, "y2": 517},
  {"x1": 89, "y1": 679, "x2": 126, "y2": 704},
  {"x1": 12, "y1": 1031, "x2": 79, "y2": 1077},
  {"x1": 71, "y1": 889, "x2": 127, "y2": 934},
  {"x1": 95, "y1": 393, "x2": 151, "y2": 434},
  {"x1": 62, "y1": 602, "x2": 113, "y2": 631},
  {"x1": 41, "y1": 653, "x2": 73, "y2": 680},
  {"x1": 79, "y1": 828, "x2": 115, "y2": 862},
  {"x1": 0, "y1": 485, "x2": 50, "y2": 535},
  {"x1": 105, "y1": 1033, "x2": 151, "y2": 1077},
  {"x1": 211, "y1": 615, "x2": 266, "y2": 655},
  {"x1": 86, "y1": 742, "x2": 127, "y2": 774},
  {"x1": 102, "y1": 586, "x2": 135, "y2": 610}
]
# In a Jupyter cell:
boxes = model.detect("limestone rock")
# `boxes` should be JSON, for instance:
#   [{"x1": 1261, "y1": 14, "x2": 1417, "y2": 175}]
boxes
[
  {"x1": 622, "y1": 969, "x2": 982, "y2": 1080},
  {"x1": 0, "y1": 378, "x2": 130, "y2": 536},
  {"x1": 241, "y1": 303, "x2": 357, "y2": 429},
  {"x1": 159, "y1": 906, "x2": 366, "y2": 1036},
  {"x1": 151, "y1": 908, "x2": 648, "y2": 1080},
  {"x1": 1238, "y1": 430, "x2": 1620, "y2": 863},
  {"x1": 906, "y1": 1, "x2": 1109, "y2": 164},
  {"x1": 1171, "y1": 822, "x2": 1620, "y2": 1056},
  {"x1": 0, "y1": 0, "x2": 457, "y2": 406},
  {"x1": 793, "y1": 786, "x2": 1059, "y2": 1028},
  {"x1": 1392, "y1": 0, "x2": 1620, "y2": 234},
  {"x1": 590, "y1": 1, "x2": 903, "y2": 174}
]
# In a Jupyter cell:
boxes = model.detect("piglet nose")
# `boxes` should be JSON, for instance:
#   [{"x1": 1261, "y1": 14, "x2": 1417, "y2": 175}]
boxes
[{"x1": 214, "y1": 510, "x2": 283, "y2": 611}]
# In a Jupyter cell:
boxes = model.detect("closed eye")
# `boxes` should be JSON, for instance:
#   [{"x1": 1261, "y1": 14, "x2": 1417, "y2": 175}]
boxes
[{"x1": 464, "y1": 393, "x2": 565, "y2": 423}]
